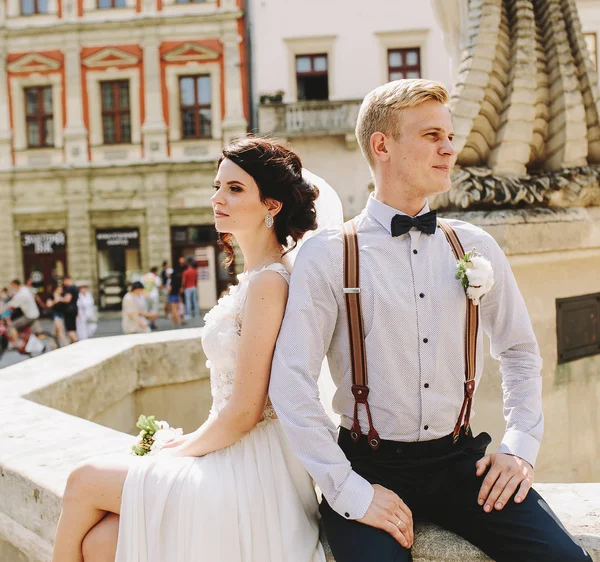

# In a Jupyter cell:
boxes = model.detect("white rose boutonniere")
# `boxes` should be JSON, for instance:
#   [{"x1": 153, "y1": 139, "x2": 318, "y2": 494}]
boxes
[
  {"x1": 131, "y1": 414, "x2": 183, "y2": 456},
  {"x1": 455, "y1": 250, "x2": 495, "y2": 305}
]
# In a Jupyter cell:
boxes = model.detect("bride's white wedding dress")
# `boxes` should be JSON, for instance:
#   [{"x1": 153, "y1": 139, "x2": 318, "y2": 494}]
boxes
[{"x1": 115, "y1": 263, "x2": 325, "y2": 562}]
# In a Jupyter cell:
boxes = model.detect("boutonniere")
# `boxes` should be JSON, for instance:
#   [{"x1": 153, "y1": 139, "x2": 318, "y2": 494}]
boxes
[{"x1": 455, "y1": 250, "x2": 495, "y2": 305}]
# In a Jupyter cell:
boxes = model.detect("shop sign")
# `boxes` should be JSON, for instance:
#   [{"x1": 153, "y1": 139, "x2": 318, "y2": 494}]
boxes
[
  {"x1": 195, "y1": 247, "x2": 212, "y2": 281},
  {"x1": 96, "y1": 229, "x2": 140, "y2": 249},
  {"x1": 21, "y1": 231, "x2": 66, "y2": 254}
]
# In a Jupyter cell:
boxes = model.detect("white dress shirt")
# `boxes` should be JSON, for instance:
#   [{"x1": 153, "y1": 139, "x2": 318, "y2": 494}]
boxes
[
  {"x1": 269, "y1": 195, "x2": 543, "y2": 520},
  {"x1": 7, "y1": 286, "x2": 40, "y2": 320}
]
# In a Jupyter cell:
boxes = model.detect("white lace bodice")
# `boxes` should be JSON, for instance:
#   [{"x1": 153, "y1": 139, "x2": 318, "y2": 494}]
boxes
[{"x1": 201, "y1": 263, "x2": 291, "y2": 420}]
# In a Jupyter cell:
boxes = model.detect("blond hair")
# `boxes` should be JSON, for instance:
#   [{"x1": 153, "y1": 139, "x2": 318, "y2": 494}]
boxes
[{"x1": 355, "y1": 79, "x2": 449, "y2": 169}]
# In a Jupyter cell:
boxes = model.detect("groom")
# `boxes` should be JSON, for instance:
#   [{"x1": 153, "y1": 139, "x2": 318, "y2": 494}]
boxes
[{"x1": 269, "y1": 79, "x2": 591, "y2": 561}]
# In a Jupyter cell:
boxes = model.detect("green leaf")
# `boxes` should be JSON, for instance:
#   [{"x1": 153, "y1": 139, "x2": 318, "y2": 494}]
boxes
[
  {"x1": 131, "y1": 445, "x2": 148, "y2": 456},
  {"x1": 135, "y1": 414, "x2": 160, "y2": 435}
]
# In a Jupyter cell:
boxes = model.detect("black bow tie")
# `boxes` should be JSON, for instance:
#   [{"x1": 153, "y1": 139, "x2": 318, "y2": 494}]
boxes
[{"x1": 391, "y1": 210, "x2": 437, "y2": 237}]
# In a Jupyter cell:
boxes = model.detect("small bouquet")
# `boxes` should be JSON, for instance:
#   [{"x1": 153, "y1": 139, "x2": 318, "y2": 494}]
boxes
[
  {"x1": 131, "y1": 414, "x2": 183, "y2": 456},
  {"x1": 455, "y1": 250, "x2": 495, "y2": 305}
]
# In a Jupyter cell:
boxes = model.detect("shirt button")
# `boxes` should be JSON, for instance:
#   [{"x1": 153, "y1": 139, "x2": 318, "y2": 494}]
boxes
[
  {"x1": 345, "y1": 512, "x2": 350, "y2": 518},
  {"x1": 424, "y1": 425, "x2": 429, "y2": 430},
  {"x1": 419, "y1": 293, "x2": 425, "y2": 298},
  {"x1": 424, "y1": 383, "x2": 429, "y2": 388},
  {"x1": 423, "y1": 338, "x2": 428, "y2": 343},
  {"x1": 413, "y1": 249, "x2": 418, "y2": 255}
]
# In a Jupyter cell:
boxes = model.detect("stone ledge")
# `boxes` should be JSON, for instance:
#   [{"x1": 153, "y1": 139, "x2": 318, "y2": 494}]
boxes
[
  {"x1": 323, "y1": 483, "x2": 599, "y2": 561},
  {"x1": 0, "y1": 332, "x2": 598, "y2": 562}
]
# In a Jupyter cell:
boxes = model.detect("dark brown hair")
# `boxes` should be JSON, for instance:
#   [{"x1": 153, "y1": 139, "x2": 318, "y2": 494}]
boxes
[{"x1": 216, "y1": 137, "x2": 319, "y2": 268}]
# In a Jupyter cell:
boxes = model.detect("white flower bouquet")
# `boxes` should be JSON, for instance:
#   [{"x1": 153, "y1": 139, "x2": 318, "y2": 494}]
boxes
[
  {"x1": 131, "y1": 414, "x2": 183, "y2": 456},
  {"x1": 455, "y1": 250, "x2": 495, "y2": 305}
]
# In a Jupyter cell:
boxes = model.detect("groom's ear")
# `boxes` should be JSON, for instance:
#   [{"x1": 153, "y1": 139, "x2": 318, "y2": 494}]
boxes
[
  {"x1": 370, "y1": 132, "x2": 390, "y2": 163},
  {"x1": 265, "y1": 198, "x2": 283, "y2": 216}
]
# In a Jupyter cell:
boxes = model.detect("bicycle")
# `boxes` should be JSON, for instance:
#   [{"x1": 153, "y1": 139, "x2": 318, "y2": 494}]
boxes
[{"x1": 0, "y1": 318, "x2": 58, "y2": 362}]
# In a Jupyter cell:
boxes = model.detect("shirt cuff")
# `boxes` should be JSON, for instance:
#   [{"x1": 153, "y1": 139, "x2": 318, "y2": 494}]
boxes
[
  {"x1": 329, "y1": 470, "x2": 374, "y2": 520},
  {"x1": 497, "y1": 429, "x2": 540, "y2": 468}
]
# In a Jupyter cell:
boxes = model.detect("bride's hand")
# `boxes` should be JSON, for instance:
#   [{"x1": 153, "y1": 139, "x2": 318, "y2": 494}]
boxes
[{"x1": 160, "y1": 434, "x2": 190, "y2": 450}]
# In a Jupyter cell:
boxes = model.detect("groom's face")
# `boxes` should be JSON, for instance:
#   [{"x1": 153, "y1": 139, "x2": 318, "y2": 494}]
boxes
[{"x1": 386, "y1": 100, "x2": 456, "y2": 197}]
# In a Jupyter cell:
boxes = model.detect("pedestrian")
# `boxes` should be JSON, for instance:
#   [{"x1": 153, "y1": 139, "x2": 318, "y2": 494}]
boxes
[
  {"x1": 0, "y1": 279, "x2": 41, "y2": 352},
  {"x1": 46, "y1": 285, "x2": 69, "y2": 347},
  {"x1": 166, "y1": 266, "x2": 182, "y2": 327},
  {"x1": 121, "y1": 281, "x2": 157, "y2": 335},
  {"x1": 160, "y1": 260, "x2": 169, "y2": 287},
  {"x1": 168, "y1": 256, "x2": 185, "y2": 326},
  {"x1": 0, "y1": 288, "x2": 11, "y2": 320},
  {"x1": 182, "y1": 258, "x2": 199, "y2": 318},
  {"x1": 160, "y1": 260, "x2": 170, "y2": 317},
  {"x1": 141, "y1": 267, "x2": 161, "y2": 330},
  {"x1": 76, "y1": 282, "x2": 98, "y2": 340},
  {"x1": 61, "y1": 277, "x2": 79, "y2": 344}
]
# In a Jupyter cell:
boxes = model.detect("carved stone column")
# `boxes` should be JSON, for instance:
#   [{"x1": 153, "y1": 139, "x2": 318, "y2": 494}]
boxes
[
  {"x1": 221, "y1": 29, "x2": 248, "y2": 142},
  {"x1": 144, "y1": 172, "x2": 170, "y2": 269},
  {"x1": 63, "y1": 40, "x2": 89, "y2": 165},
  {"x1": 65, "y1": 175, "x2": 94, "y2": 290},
  {"x1": 61, "y1": 0, "x2": 78, "y2": 20},
  {"x1": 0, "y1": 179, "x2": 18, "y2": 287},
  {"x1": 0, "y1": 42, "x2": 13, "y2": 170},
  {"x1": 141, "y1": 35, "x2": 168, "y2": 160}
]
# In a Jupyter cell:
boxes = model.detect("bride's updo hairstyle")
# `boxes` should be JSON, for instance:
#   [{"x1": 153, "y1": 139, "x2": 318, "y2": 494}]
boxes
[{"x1": 217, "y1": 137, "x2": 319, "y2": 267}]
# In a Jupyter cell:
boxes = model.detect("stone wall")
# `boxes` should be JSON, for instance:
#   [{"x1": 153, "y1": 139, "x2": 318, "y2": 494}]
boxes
[{"x1": 0, "y1": 328, "x2": 209, "y2": 562}]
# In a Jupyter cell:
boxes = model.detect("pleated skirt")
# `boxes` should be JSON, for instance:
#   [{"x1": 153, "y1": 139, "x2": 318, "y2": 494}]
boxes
[{"x1": 115, "y1": 419, "x2": 325, "y2": 562}]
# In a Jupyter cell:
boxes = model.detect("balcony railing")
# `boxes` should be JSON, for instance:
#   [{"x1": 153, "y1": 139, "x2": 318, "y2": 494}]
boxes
[{"x1": 258, "y1": 99, "x2": 362, "y2": 137}]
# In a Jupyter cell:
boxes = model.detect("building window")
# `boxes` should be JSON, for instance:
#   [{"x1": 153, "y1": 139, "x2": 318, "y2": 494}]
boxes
[
  {"x1": 296, "y1": 54, "x2": 328, "y2": 101},
  {"x1": 556, "y1": 293, "x2": 600, "y2": 363},
  {"x1": 388, "y1": 48, "x2": 421, "y2": 81},
  {"x1": 101, "y1": 80, "x2": 131, "y2": 144},
  {"x1": 585, "y1": 32, "x2": 598, "y2": 70},
  {"x1": 179, "y1": 75, "x2": 212, "y2": 139},
  {"x1": 98, "y1": 0, "x2": 126, "y2": 8},
  {"x1": 20, "y1": 0, "x2": 49, "y2": 14},
  {"x1": 25, "y1": 86, "x2": 54, "y2": 148}
]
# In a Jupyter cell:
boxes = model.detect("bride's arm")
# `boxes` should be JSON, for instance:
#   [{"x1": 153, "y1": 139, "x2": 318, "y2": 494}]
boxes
[{"x1": 169, "y1": 270, "x2": 289, "y2": 458}]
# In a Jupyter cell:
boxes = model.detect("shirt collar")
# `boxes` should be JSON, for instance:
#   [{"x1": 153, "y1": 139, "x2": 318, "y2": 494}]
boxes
[{"x1": 366, "y1": 194, "x2": 431, "y2": 235}]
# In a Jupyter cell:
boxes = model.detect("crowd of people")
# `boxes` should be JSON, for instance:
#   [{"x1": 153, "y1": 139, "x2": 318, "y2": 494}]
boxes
[
  {"x1": 0, "y1": 256, "x2": 201, "y2": 354},
  {"x1": 0, "y1": 276, "x2": 97, "y2": 354},
  {"x1": 121, "y1": 256, "x2": 199, "y2": 335}
]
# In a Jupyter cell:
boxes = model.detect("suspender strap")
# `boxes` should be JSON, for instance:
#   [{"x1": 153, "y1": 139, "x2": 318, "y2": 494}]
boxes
[
  {"x1": 437, "y1": 218, "x2": 480, "y2": 443},
  {"x1": 342, "y1": 219, "x2": 380, "y2": 450}
]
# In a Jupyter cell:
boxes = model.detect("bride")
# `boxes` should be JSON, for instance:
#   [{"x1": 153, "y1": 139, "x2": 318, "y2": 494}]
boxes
[{"x1": 51, "y1": 137, "x2": 341, "y2": 562}]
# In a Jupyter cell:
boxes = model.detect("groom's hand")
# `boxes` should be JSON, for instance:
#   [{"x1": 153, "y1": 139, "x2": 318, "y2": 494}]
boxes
[
  {"x1": 358, "y1": 484, "x2": 414, "y2": 548},
  {"x1": 476, "y1": 453, "x2": 534, "y2": 512}
]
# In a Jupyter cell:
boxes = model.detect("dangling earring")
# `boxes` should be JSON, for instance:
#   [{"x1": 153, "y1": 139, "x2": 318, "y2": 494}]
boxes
[{"x1": 265, "y1": 214, "x2": 274, "y2": 228}]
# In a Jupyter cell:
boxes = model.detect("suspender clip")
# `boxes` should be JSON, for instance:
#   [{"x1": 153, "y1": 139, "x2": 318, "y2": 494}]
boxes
[
  {"x1": 343, "y1": 288, "x2": 361, "y2": 294},
  {"x1": 464, "y1": 380, "x2": 475, "y2": 397}
]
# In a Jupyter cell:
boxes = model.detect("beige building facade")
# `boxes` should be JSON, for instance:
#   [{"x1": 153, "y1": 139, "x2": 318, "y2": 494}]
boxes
[
  {"x1": 0, "y1": 0, "x2": 247, "y2": 308},
  {"x1": 253, "y1": 0, "x2": 600, "y2": 215},
  {"x1": 252, "y1": 0, "x2": 455, "y2": 217}
]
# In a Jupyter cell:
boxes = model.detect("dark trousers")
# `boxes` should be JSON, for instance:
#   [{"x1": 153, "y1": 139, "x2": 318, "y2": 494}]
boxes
[{"x1": 321, "y1": 428, "x2": 592, "y2": 562}]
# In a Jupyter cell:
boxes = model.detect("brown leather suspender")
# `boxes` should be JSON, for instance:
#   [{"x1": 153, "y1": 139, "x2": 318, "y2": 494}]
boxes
[
  {"x1": 437, "y1": 218, "x2": 479, "y2": 443},
  {"x1": 342, "y1": 218, "x2": 479, "y2": 450},
  {"x1": 342, "y1": 219, "x2": 381, "y2": 450}
]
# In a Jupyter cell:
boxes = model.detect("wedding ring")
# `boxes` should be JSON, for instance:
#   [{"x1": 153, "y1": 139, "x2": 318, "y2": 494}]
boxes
[{"x1": 395, "y1": 519, "x2": 402, "y2": 529}]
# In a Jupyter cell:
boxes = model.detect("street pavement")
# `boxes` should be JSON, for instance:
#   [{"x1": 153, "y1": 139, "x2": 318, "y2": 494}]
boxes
[{"x1": 0, "y1": 311, "x2": 205, "y2": 370}]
